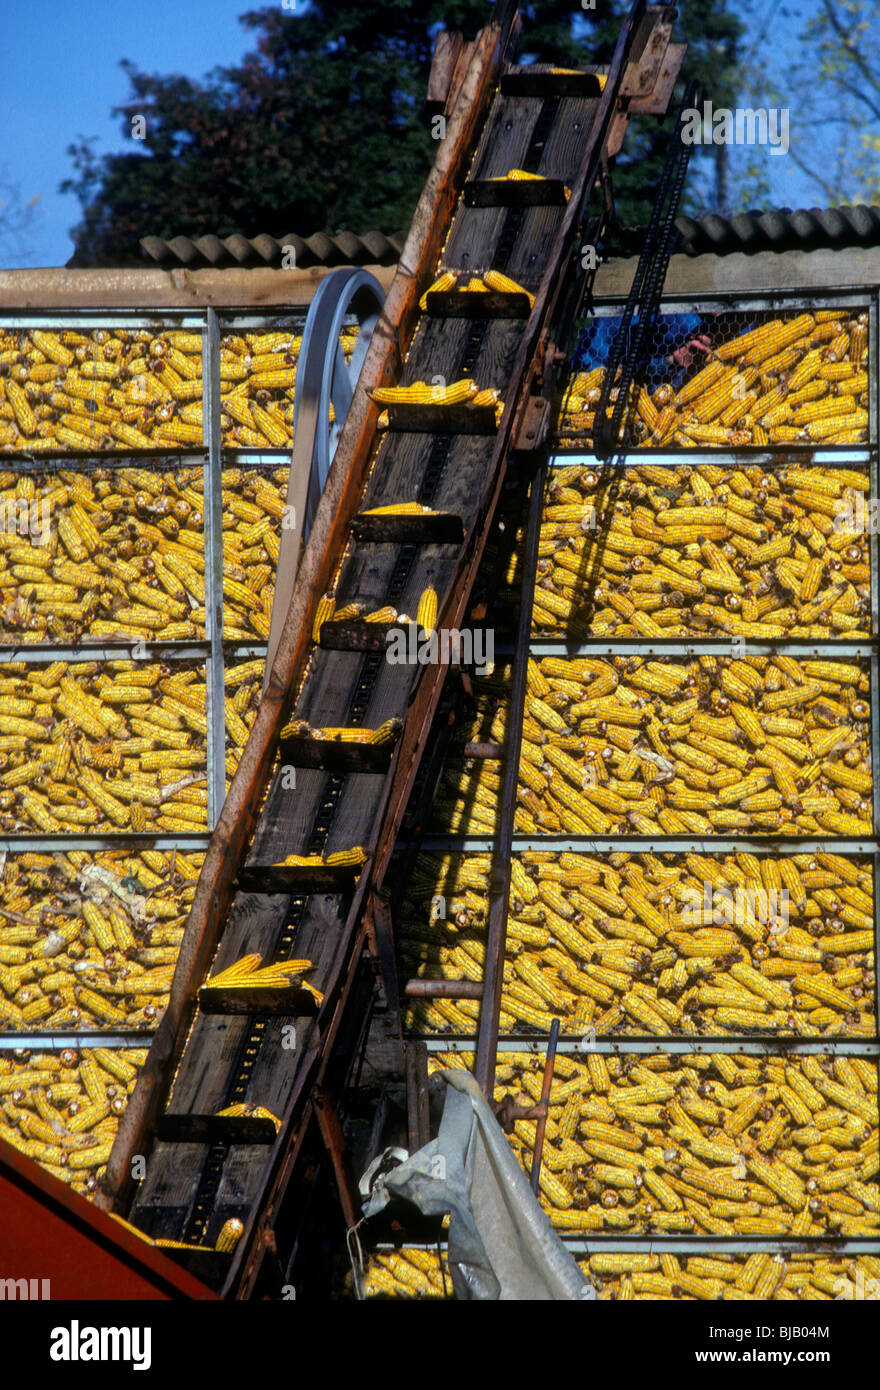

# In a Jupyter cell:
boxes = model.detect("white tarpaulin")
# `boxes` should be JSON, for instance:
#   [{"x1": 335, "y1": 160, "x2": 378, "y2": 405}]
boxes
[{"x1": 362, "y1": 1069, "x2": 596, "y2": 1301}]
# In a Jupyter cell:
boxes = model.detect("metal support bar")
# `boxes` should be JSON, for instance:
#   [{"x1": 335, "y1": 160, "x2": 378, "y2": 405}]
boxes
[
  {"x1": 0, "y1": 1032, "x2": 154, "y2": 1050},
  {"x1": 562, "y1": 1236, "x2": 880, "y2": 1255},
  {"x1": 0, "y1": 835, "x2": 210, "y2": 853},
  {"x1": 422, "y1": 1036, "x2": 880, "y2": 1056},
  {"x1": 475, "y1": 464, "x2": 547, "y2": 1096},
  {"x1": 588, "y1": 290, "x2": 875, "y2": 314},
  {"x1": 364, "y1": 892, "x2": 403, "y2": 1038},
  {"x1": 529, "y1": 1017, "x2": 559, "y2": 1194},
  {"x1": 405, "y1": 1042, "x2": 431, "y2": 1154},
  {"x1": 313, "y1": 1087, "x2": 362, "y2": 1232},
  {"x1": 374, "y1": 1235, "x2": 880, "y2": 1254},
  {"x1": 0, "y1": 641, "x2": 213, "y2": 664},
  {"x1": 549, "y1": 448, "x2": 875, "y2": 469},
  {"x1": 523, "y1": 640, "x2": 876, "y2": 658},
  {"x1": 418, "y1": 834, "x2": 880, "y2": 855},
  {"x1": 203, "y1": 307, "x2": 226, "y2": 827},
  {"x1": 404, "y1": 980, "x2": 483, "y2": 999}
]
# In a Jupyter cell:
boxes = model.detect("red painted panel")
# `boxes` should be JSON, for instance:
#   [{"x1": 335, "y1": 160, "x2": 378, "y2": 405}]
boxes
[{"x1": 0, "y1": 1137, "x2": 217, "y2": 1300}]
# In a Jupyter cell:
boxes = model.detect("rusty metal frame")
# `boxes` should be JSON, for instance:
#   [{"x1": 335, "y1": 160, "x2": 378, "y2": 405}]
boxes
[{"x1": 222, "y1": 0, "x2": 664, "y2": 1294}]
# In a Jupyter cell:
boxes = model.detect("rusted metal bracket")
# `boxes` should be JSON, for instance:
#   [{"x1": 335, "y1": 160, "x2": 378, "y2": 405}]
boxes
[
  {"x1": 491, "y1": 1017, "x2": 560, "y2": 1198},
  {"x1": 493, "y1": 1096, "x2": 549, "y2": 1132},
  {"x1": 313, "y1": 1087, "x2": 362, "y2": 1232},
  {"x1": 512, "y1": 337, "x2": 566, "y2": 454},
  {"x1": 363, "y1": 891, "x2": 402, "y2": 1039},
  {"x1": 405, "y1": 1042, "x2": 431, "y2": 1153},
  {"x1": 529, "y1": 1018, "x2": 560, "y2": 1193},
  {"x1": 629, "y1": 41, "x2": 687, "y2": 114},
  {"x1": 512, "y1": 394, "x2": 552, "y2": 454}
]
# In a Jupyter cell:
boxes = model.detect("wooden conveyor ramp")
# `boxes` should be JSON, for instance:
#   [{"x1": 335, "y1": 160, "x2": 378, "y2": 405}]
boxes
[{"x1": 96, "y1": 0, "x2": 685, "y2": 1296}]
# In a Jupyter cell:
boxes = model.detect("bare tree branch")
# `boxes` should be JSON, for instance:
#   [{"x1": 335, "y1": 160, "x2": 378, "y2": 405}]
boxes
[
  {"x1": 820, "y1": 0, "x2": 880, "y2": 99},
  {"x1": 784, "y1": 144, "x2": 842, "y2": 203}
]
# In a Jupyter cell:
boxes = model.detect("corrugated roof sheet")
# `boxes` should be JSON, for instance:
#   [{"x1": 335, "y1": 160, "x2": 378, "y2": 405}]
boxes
[
  {"x1": 134, "y1": 206, "x2": 880, "y2": 271},
  {"x1": 674, "y1": 204, "x2": 880, "y2": 257},
  {"x1": 138, "y1": 230, "x2": 405, "y2": 270}
]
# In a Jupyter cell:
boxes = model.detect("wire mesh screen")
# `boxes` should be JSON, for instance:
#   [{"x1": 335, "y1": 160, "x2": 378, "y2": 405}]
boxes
[
  {"x1": 426, "y1": 1049, "x2": 879, "y2": 1240},
  {"x1": 555, "y1": 308, "x2": 870, "y2": 449},
  {"x1": 0, "y1": 849, "x2": 203, "y2": 1034},
  {"x1": 400, "y1": 848, "x2": 874, "y2": 1039},
  {"x1": 0, "y1": 325, "x2": 358, "y2": 453},
  {"x1": 530, "y1": 462, "x2": 872, "y2": 641}
]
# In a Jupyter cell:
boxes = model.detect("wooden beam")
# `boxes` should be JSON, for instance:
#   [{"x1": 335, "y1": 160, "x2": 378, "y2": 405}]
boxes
[
  {"x1": 0, "y1": 264, "x2": 397, "y2": 311},
  {"x1": 426, "y1": 31, "x2": 464, "y2": 112}
]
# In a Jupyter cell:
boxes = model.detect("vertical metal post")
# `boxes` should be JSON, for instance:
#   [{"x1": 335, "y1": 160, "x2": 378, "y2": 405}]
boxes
[
  {"x1": 475, "y1": 462, "x2": 546, "y2": 1096},
  {"x1": 870, "y1": 295, "x2": 880, "y2": 1034},
  {"x1": 203, "y1": 308, "x2": 227, "y2": 827},
  {"x1": 529, "y1": 1018, "x2": 560, "y2": 1194}
]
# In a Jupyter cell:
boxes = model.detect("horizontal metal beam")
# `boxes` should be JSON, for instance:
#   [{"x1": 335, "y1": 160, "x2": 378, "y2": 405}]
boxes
[
  {"x1": 374, "y1": 1236, "x2": 880, "y2": 1254},
  {"x1": 588, "y1": 290, "x2": 875, "y2": 314},
  {"x1": 549, "y1": 448, "x2": 875, "y2": 468},
  {"x1": 3, "y1": 448, "x2": 206, "y2": 467},
  {"x1": 561, "y1": 1236, "x2": 880, "y2": 1255},
  {"x1": 0, "y1": 313, "x2": 208, "y2": 329},
  {"x1": 420, "y1": 1036, "x2": 880, "y2": 1056},
  {"x1": 415, "y1": 835, "x2": 880, "y2": 856},
  {"x1": 0, "y1": 1032, "x2": 154, "y2": 1050},
  {"x1": 218, "y1": 450, "x2": 294, "y2": 466},
  {"x1": 0, "y1": 834, "x2": 210, "y2": 853},
  {"x1": 522, "y1": 641, "x2": 876, "y2": 658},
  {"x1": 0, "y1": 641, "x2": 212, "y2": 665}
]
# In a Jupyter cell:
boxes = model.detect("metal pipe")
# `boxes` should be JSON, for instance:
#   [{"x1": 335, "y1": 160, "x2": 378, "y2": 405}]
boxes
[
  {"x1": 404, "y1": 980, "x2": 483, "y2": 999},
  {"x1": 202, "y1": 307, "x2": 227, "y2": 827},
  {"x1": 474, "y1": 464, "x2": 546, "y2": 1096},
  {"x1": 529, "y1": 1018, "x2": 560, "y2": 1194},
  {"x1": 462, "y1": 742, "x2": 505, "y2": 759}
]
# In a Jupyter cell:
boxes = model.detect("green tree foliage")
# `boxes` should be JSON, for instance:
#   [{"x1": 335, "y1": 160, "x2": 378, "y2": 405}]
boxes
[{"x1": 62, "y1": 1, "x2": 745, "y2": 266}]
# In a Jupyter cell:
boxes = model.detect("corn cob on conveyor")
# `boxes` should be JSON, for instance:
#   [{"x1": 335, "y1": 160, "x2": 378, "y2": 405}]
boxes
[{"x1": 74, "y1": 0, "x2": 693, "y2": 1296}]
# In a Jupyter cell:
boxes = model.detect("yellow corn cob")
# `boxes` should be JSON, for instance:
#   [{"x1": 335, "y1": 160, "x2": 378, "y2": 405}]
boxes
[
  {"x1": 417, "y1": 587, "x2": 438, "y2": 634},
  {"x1": 418, "y1": 271, "x2": 457, "y2": 311},
  {"x1": 368, "y1": 718, "x2": 402, "y2": 745},
  {"x1": 483, "y1": 270, "x2": 536, "y2": 307},
  {"x1": 66, "y1": 1141, "x2": 113, "y2": 1170},
  {"x1": 6, "y1": 381, "x2": 37, "y2": 436},
  {"x1": 361, "y1": 502, "x2": 428, "y2": 515},
  {"x1": 30, "y1": 330, "x2": 75, "y2": 367},
  {"x1": 310, "y1": 591, "x2": 336, "y2": 642},
  {"x1": 325, "y1": 847, "x2": 368, "y2": 867},
  {"x1": 109, "y1": 421, "x2": 155, "y2": 449},
  {"x1": 215, "y1": 1218, "x2": 245, "y2": 1253}
]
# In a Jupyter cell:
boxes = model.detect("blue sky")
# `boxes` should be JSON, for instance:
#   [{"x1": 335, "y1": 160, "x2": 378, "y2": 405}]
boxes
[
  {"x1": 1, "y1": 0, "x2": 253, "y2": 267},
  {"x1": 0, "y1": 0, "x2": 858, "y2": 269}
]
